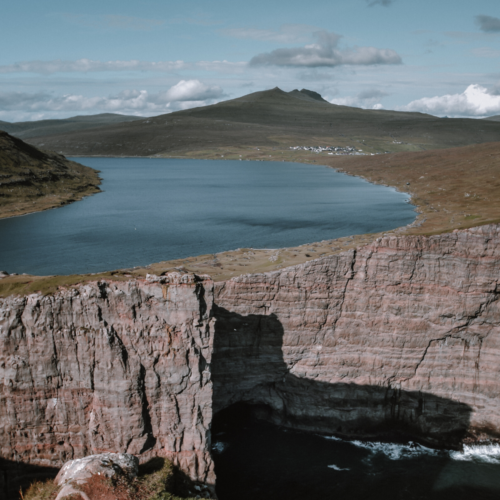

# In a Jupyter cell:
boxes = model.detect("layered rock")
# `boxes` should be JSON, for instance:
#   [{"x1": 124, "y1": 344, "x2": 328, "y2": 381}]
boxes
[
  {"x1": 2, "y1": 225, "x2": 500, "y2": 498},
  {"x1": 0, "y1": 273, "x2": 215, "y2": 497},
  {"x1": 213, "y1": 225, "x2": 500, "y2": 446}
]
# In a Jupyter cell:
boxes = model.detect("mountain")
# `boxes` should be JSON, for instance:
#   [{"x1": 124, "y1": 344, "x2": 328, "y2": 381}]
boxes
[
  {"x1": 484, "y1": 115, "x2": 500, "y2": 122},
  {"x1": 23, "y1": 87, "x2": 500, "y2": 157},
  {"x1": 0, "y1": 130, "x2": 100, "y2": 218},
  {"x1": 288, "y1": 88, "x2": 329, "y2": 103},
  {"x1": 0, "y1": 113, "x2": 143, "y2": 140}
]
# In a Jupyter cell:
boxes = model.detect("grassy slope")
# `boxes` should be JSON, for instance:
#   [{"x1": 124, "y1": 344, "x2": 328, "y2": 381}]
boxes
[
  {"x1": 25, "y1": 88, "x2": 500, "y2": 156},
  {"x1": 0, "y1": 130, "x2": 101, "y2": 219},
  {"x1": 0, "y1": 113, "x2": 143, "y2": 140}
]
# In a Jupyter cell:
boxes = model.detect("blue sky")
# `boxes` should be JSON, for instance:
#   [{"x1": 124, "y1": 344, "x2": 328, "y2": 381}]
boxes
[{"x1": 1, "y1": 0, "x2": 500, "y2": 121}]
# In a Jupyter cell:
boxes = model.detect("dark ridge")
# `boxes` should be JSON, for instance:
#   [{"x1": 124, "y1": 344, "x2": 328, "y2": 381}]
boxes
[{"x1": 0, "y1": 113, "x2": 143, "y2": 140}]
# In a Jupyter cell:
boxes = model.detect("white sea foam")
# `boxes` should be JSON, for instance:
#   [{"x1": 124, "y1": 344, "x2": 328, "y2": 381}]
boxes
[
  {"x1": 350, "y1": 440, "x2": 440, "y2": 460},
  {"x1": 322, "y1": 435, "x2": 439, "y2": 460},
  {"x1": 449, "y1": 444, "x2": 500, "y2": 464},
  {"x1": 321, "y1": 435, "x2": 342, "y2": 442},
  {"x1": 328, "y1": 464, "x2": 350, "y2": 471},
  {"x1": 211, "y1": 441, "x2": 227, "y2": 454}
]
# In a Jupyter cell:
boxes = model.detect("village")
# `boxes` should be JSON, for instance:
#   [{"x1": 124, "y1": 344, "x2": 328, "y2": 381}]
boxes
[{"x1": 289, "y1": 145, "x2": 367, "y2": 155}]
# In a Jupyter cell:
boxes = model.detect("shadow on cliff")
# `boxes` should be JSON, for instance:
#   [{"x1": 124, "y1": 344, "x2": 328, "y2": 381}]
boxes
[
  {"x1": 210, "y1": 307, "x2": 499, "y2": 500},
  {"x1": 0, "y1": 458, "x2": 59, "y2": 500}
]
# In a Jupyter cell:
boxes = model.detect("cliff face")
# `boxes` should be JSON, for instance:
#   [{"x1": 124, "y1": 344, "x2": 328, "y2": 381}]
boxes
[
  {"x1": 213, "y1": 225, "x2": 500, "y2": 446},
  {"x1": 0, "y1": 274, "x2": 215, "y2": 496},
  {"x1": 2, "y1": 225, "x2": 500, "y2": 496}
]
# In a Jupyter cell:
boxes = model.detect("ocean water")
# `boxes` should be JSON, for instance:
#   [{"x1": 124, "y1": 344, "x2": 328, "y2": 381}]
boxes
[
  {"x1": 0, "y1": 158, "x2": 415, "y2": 275},
  {"x1": 212, "y1": 420, "x2": 500, "y2": 500}
]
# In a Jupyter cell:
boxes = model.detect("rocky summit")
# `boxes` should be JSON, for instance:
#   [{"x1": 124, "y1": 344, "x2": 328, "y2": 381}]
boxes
[{"x1": 2, "y1": 225, "x2": 500, "y2": 497}]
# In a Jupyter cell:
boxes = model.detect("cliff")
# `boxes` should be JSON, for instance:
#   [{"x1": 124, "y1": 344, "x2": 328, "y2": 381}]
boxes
[
  {"x1": 2, "y1": 225, "x2": 500, "y2": 497},
  {"x1": 0, "y1": 130, "x2": 101, "y2": 219},
  {"x1": 213, "y1": 224, "x2": 500, "y2": 446},
  {"x1": 0, "y1": 273, "x2": 215, "y2": 497}
]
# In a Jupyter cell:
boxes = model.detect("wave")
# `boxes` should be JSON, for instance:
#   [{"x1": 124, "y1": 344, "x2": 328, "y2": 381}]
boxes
[
  {"x1": 449, "y1": 444, "x2": 500, "y2": 464},
  {"x1": 350, "y1": 440, "x2": 440, "y2": 460},
  {"x1": 212, "y1": 441, "x2": 227, "y2": 454},
  {"x1": 328, "y1": 464, "x2": 350, "y2": 471},
  {"x1": 321, "y1": 435, "x2": 439, "y2": 460},
  {"x1": 322, "y1": 435, "x2": 500, "y2": 464}
]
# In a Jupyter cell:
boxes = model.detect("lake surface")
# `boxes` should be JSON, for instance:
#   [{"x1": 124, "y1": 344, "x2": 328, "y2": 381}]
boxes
[
  {"x1": 0, "y1": 158, "x2": 415, "y2": 276},
  {"x1": 213, "y1": 419, "x2": 500, "y2": 500}
]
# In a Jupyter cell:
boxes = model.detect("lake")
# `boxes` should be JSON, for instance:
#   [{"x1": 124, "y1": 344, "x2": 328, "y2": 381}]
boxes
[{"x1": 0, "y1": 158, "x2": 415, "y2": 276}]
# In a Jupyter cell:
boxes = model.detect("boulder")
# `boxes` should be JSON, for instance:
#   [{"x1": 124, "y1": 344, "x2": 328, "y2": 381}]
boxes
[
  {"x1": 55, "y1": 453, "x2": 139, "y2": 487},
  {"x1": 54, "y1": 453, "x2": 139, "y2": 500}
]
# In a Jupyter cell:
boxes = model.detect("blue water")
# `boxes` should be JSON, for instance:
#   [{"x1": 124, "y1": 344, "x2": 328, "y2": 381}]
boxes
[{"x1": 0, "y1": 158, "x2": 415, "y2": 276}]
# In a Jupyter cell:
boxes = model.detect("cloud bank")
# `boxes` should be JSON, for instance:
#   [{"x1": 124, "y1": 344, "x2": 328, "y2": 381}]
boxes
[
  {"x1": 0, "y1": 59, "x2": 245, "y2": 75},
  {"x1": 402, "y1": 84, "x2": 500, "y2": 117},
  {"x1": 221, "y1": 24, "x2": 318, "y2": 43},
  {"x1": 0, "y1": 80, "x2": 225, "y2": 121},
  {"x1": 475, "y1": 15, "x2": 500, "y2": 33},
  {"x1": 249, "y1": 30, "x2": 402, "y2": 67}
]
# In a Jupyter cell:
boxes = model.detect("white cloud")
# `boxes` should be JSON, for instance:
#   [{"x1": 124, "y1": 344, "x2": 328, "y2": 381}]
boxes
[
  {"x1": 163, "y1": 80, "x2": 225, "y2": 101},
  {"x1": 221, "y1": 24, "x2": 319, "y2": 43},
  {"x1": 0, "y1": 59, "x2": 245, "y2": 75},
  {"x1": 249, "y1": 30, "x2": 402, "y2": 67},
  {"x1": 195, "y1": 60, "x2": 247, "y2": 73},
  {"x1": 0, "y1": 80, "x2": 225, "y2": 122},
  {"x1": 470, "y1": 47, "x2": 500, "y2": 58},
  {"x1": 401, "y1": 84, "x2": 500, "y2": 117},
  {"x1": 329, "y1": 88, "x2": 389, "y2": 109}
]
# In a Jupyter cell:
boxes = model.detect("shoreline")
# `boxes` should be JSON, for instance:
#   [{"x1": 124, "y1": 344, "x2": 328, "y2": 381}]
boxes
[{"x1": 1, "y1": 142, "x2": 499, "y2": 295}]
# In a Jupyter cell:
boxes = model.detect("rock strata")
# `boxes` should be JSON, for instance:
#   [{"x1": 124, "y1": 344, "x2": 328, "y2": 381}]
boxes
[
  {"x1": 0, "y1": 274, "x2": 215, "y2": 497},
  {"x1": 2, "y1": 226, "x2": 500, "y2": 498},
  {"x1": 213, "y1": 224, "x2": 500, "y2": 446}
]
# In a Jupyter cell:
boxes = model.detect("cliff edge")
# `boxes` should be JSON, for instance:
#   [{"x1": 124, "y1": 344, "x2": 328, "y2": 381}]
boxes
[{"x1": 2, "y1": 225, "x2": 500, "y2": 496}]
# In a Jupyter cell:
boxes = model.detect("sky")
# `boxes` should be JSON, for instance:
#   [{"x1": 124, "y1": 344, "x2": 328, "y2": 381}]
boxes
[{"x1": 1, "y1": 0, "x2": 500, "y2": 122}]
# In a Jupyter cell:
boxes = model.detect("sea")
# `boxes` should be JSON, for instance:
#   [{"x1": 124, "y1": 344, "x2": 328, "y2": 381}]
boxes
[{"x1": 212, "y1": 419, "x2": 500, "y2": 500}]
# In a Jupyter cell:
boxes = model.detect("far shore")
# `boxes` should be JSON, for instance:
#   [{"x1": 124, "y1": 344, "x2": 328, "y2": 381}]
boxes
[{"x1": 1, "y1": 141, "x2": 499, "y2": 297}]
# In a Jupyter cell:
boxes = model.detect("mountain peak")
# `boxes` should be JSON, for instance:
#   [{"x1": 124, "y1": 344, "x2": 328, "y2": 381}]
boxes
[{"x1": 288, "y1": 88, "x2": 329, "y2": 104}]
